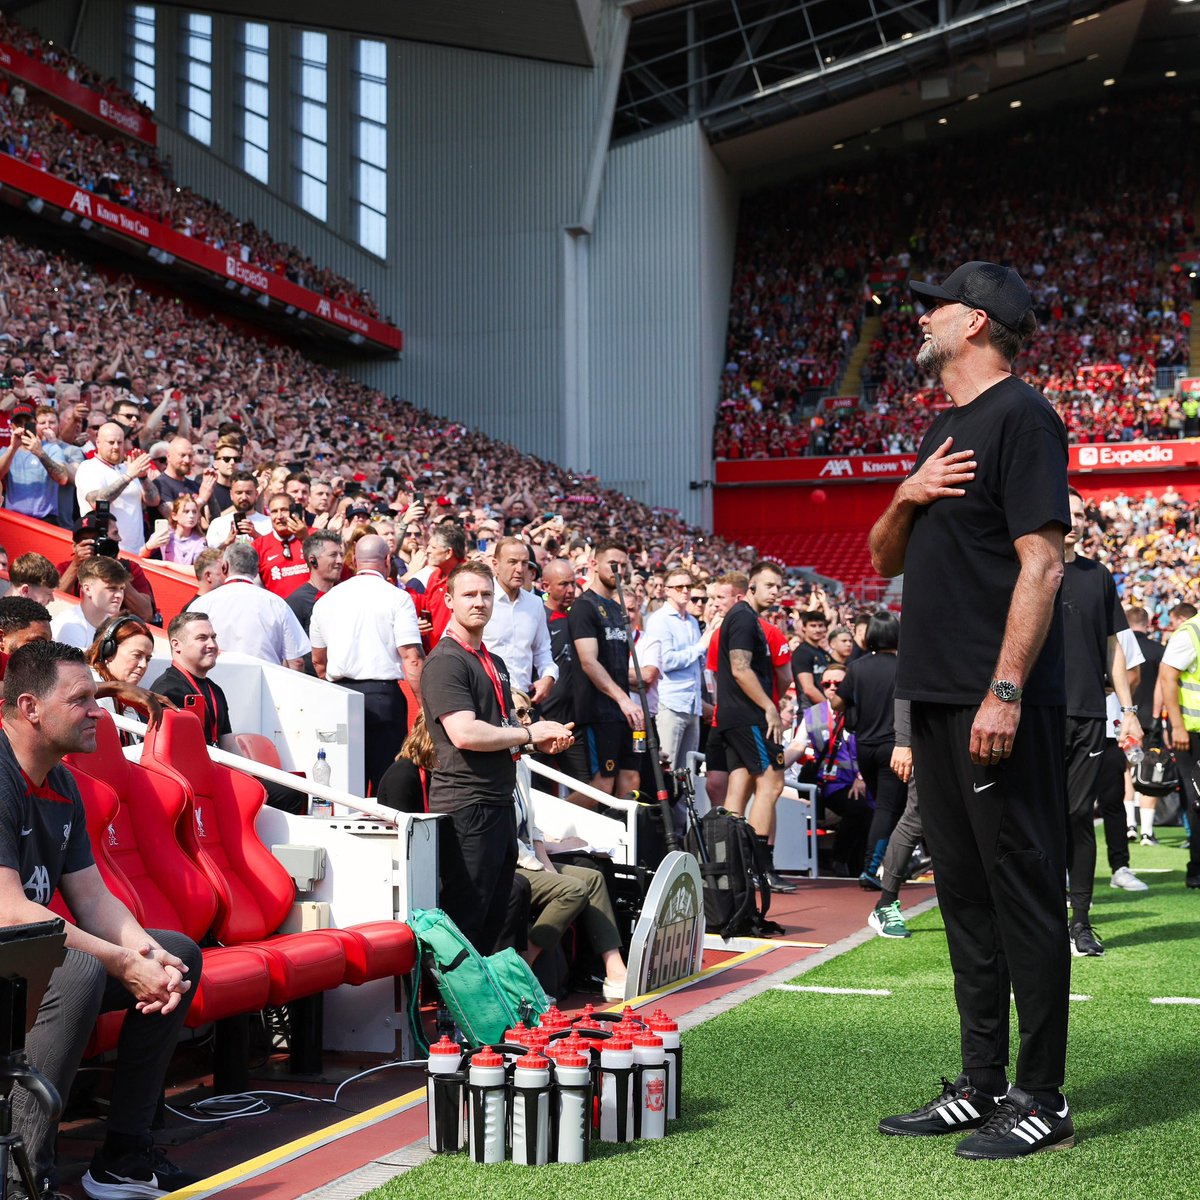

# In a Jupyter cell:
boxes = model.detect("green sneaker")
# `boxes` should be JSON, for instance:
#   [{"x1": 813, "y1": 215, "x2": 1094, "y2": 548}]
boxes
[{"x1": 868, "y1": 901, "x2": 911, "y2": 939}]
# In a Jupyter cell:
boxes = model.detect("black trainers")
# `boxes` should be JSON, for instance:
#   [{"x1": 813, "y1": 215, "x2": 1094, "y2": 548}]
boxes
[
  {"x1": 879, "y1": 1074, "x2": 999, "y2": 1136},
  {"x1": 1069, "y1": 922, "x2": 1104, "y2": 957},
  {"x1": 955, "y1": 1086, "x2": 1075, "y2": 1159},
  {"x1": 764, "y1": 870, "x2": 797, "y2": 894},
  {"x1": 82, "y1": 1140, "x2": 202, "y2": 1200}
]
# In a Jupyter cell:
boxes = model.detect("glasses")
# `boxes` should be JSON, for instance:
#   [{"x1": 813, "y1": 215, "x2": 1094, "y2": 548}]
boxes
[
  {"x1": 688, "y1": 595, "x2": 706, "y2": 604},
  {"x1": 153, "y1": 456, "x2": 167, "y2": 465},
  {"x1": 215, "y1": 455, "x2": 239, "y2": 463},
  {"x1": 514, "y1": 706, "x2": 532, "y2": 721},
  {"x1": 822, "y1": 680, "x2": 842, "y2": 690},
  {"x1": 666, "y1": 584, "x2": 690, "y2": 591}
]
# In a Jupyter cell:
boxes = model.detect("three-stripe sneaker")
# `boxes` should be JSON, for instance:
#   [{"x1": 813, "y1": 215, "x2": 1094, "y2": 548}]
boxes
[
  {"x1": 878, "y1": 1075, "x2": 998, "y2": 1137},
  {"x1": 954, "y1": 1086, "x2": 1075, "y2": 1159}
]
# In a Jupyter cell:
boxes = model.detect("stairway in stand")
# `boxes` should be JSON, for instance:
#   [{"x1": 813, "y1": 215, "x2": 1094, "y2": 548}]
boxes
[{"x1": 837, "y1": 313, "x2": 881, "y2": 397}]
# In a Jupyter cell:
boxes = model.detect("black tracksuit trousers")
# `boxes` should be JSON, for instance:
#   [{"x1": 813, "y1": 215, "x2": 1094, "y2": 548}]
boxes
[{"x1": 911, "y1": 701, "x2": 1070, "y2": 1095}]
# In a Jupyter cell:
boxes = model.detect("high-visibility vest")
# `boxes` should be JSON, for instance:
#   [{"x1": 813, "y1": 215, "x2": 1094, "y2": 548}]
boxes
[{"x1": 1178, "y1": 617, "x2": 1200, "y2": 733}]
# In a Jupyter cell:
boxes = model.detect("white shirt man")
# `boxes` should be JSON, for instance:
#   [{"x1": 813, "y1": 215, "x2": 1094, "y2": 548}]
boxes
[
  {"x1": 483, "y1": 538, "x2": 557, "y2": 700},
  {"x1": 643, "y1": 568, "x2": 715, "y2": 768},
  {"x1": 308, "y1": 535, "x2": 424, "y2": 794},
  {"x1": 206, "y1": 476, "x2": 272, "y2": 547},
  {"x1": 74, "y1": 422, "x2": 158, "y2": 553},
  {"x1": 186, "y1": 543, "x2": 309, "y2": 670}
]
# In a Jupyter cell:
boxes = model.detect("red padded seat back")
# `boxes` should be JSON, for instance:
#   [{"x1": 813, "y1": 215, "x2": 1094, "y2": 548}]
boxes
[{"x1": 143, "y1": 709, "x2": 294, "y2": 944}]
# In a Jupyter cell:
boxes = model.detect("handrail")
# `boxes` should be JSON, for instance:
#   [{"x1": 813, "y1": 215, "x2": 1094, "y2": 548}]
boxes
[
  {"x1": 109, "y1": 712, "x2": 406, "y2": 824},
  {"x1": 524, "y1": 756, "x2": 640, "y2": 811}
]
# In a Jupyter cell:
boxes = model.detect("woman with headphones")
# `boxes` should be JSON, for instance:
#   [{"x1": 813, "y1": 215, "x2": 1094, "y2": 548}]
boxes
[{"x1": 88, "y1": 615, "x2": 156, "y2": 688}]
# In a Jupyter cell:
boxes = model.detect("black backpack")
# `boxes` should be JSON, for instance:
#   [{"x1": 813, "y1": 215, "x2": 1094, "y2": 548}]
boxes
[{"x1": 689, "y1": 808, "x2": 784, "y2": 938}]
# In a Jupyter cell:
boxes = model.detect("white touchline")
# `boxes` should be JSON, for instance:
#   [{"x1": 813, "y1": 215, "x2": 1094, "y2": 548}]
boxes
[
  {"x1": 1069, "y1": 994, "x2": 1092, "y2": 1002},
  {"x1": 772, "y1": 985, "x2": 891, "y2": 996},
  {"x1": 1150, "y1": 997, "x2": 1200, "y2": 1006}
]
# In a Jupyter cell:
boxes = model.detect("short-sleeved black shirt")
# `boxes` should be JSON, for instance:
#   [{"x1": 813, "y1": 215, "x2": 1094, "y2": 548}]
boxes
[
  {"x1": 286, "y1": 582, "x2": 322, "y2": 676},
  {"x1": 421, "y1": 637, "x2": 517, "y2": 813},
  {"x1": 1132, "y1": 630, "x2": 1163, "y2": 729},
  {"x1": 897, "y1": 375, "x2": 1069, "y2": 706},
  {"x1": 1062, "y1": 556, "x2": 1125, "y2": 719},
  {"x1": 567, "y1": 589, "x2": 630, "y2": 725},
  {"x1": 538, "y1": 609, "x2": 575, "y2": 724},
  {"x1": 0, "y1": 731, "x2": 93, "y2": 906},
  {"x1": 836, "y1": 652, "x2": 898, "y2": 746},
  {"x1": 148, "y1": 665, "x2": 232, "y2": 744},
  {"x1": 716, "y1": 601, "x2": 773, "y2": 731},
  {"x1": 791, "y1": 641, "x2": 831, "y2": 706}
]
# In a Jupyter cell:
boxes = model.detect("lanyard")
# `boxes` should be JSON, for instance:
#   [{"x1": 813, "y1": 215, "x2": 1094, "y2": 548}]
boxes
[
  {"x1": 444, "y1": 630, "x2": 508, "y2": 721},
  {"x1": 176, "y1": 666, "x2": 218, "y2": 745}
]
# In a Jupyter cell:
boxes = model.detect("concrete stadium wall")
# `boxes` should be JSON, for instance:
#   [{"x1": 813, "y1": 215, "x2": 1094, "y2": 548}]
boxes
[{"x1": 29, "y1": 0, "x2": 737, "y2": 527}]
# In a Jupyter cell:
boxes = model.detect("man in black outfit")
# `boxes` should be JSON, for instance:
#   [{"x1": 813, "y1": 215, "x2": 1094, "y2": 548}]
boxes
[
  {"x1": 1060, "y1": 487, "x2": 1142, "y2": 950},
  {"x1": 422, "y1": 561, "x2": 573, "y2": 954},
  {"x1": 791, "y1": 611, "x2": 830, "y2": 710},
  {"x1": 148, "y1": 613, "x2": 230, "y2": 743},
  {"x1": 869, "y1": 262, "x2": 1074, "y2": 1159},
  {"x1": 285, "y1": 531, "x2": 345, "y2": 676},
  {"x1": 717, "y1": 560, "x2": 791, "y2": 891},
  {"x1": 568, "y1": 541, "x2": 643, "y2": 805},
  {"x1": 536, "y1": 558, "x2": 592, "y2": 787}
]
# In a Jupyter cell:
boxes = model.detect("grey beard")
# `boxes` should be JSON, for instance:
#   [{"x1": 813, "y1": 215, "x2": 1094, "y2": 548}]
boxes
[{"x1": 916, "y1": 336, "x2": 951, "y2": 380}]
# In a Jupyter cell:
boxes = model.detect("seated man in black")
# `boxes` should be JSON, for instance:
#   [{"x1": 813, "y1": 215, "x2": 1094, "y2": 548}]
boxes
[
  {"x1": 0, "y1": 641, "x2": 202, "y2": 1199},
  {"x1": 149, "y1": 612, "x2": 303, "y2": 814}
]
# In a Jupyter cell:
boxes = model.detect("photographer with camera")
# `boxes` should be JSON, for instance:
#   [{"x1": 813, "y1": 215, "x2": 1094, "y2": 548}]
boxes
[
  {"x1": 0, "y1": 640, "x2": 201, "y2": 1199},
  {"x1": 56, "y1": 512, "x2": 155, "y2": 625},
  {"x1": 73, "y1": 423, "x2": 158, "y2": 555}
]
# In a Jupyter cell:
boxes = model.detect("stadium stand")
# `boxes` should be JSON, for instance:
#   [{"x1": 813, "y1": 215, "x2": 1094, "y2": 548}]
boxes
[{"x1": 718, "y1": 91, "x2": 1198, "y2": 460}]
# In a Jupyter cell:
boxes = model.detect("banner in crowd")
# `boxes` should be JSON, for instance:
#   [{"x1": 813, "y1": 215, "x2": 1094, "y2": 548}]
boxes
[
  {"x1": 0, "y1": 40, "x2": 156, "y2": 145},
  {"x1": 1179, "y1": 378, "x2": 1200, "y2": 396},
  {"x1": 0, "y1": 153, "x2": 403, "y2": 351},
  {"x1": 717, "y1": 439, "x2": 1200, "y2": 486}
]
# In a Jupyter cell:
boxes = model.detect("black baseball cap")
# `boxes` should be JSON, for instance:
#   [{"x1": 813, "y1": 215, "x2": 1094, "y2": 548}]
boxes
[{"x1": 909, "y1": 261, "x2": 1034, "y2": 331}]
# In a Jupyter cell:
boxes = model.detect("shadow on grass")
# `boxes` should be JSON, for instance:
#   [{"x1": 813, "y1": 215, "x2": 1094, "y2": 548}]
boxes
[
  {"x1": 1100, "y1": 920, "x2": 1197, "y2": 950},
  {"x1": 1073, "y1": 1047, "x2": 1200, "y2": 1138}
]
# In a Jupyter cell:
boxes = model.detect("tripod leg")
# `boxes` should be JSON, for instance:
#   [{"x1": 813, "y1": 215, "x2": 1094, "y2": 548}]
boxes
[{"x1": 0, "y1": 1134, "x2": 44, "y2": 1200}]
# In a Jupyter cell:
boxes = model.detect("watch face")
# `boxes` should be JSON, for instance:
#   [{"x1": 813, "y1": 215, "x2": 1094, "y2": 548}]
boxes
[{"x1": 992, "y1": 680, "x2": 1020, "y2": 703}]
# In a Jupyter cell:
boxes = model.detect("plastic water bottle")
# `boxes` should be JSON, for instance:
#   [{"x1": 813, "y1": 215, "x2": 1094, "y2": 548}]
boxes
[
  {"x1": 648, "y1": 1011, "x2": 682, "y2": 1120},
  {"x1": 633, "y1": 1033, "x2": 668, "y2": 1140},
  {"x1": 599, "y1": 1038, "x2": 635, "y2": 1143},
  {"x1": 511, "y1": 1051, "x2": 551, "y2": 1166},
  {"x1": 467, "y1": 1049, "x2": 507, "y2": 1164},
  {"x1": 1121, "y1": 736, "x2": 1144, "y2": 765},
  {"x1": 425, "y1": 1036, "x2": 464, "y2": 1153},
  {"x1": 552, "y1": 1050, "x2": 592, "y2": 1164},
  {"x1": 309, "y1": 749, "x2": 333, "y2": 816},
  {"x1": 633, "y1": 728, "x2": 646, "y2": 754}
]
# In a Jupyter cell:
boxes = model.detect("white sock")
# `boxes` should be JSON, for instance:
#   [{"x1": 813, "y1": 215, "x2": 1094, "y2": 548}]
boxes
[
  {"x1": 1140, "y1": 807, "x2": 1155, "y2": 835},
  {"x1": 1124, "y1": 800, "x2": 1136, "y2": 827}
]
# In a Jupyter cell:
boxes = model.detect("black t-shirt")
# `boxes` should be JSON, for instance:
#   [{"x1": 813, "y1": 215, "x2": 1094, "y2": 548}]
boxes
[
  {"x1": 539, "y1": 608, "x2": 575, "y2": 724},
  {"x1": 567, "y1": 589, "x2": 630, "y2": 725},
  {"x1": 717, "y1": 600, "x2": 772, "y2": 731},
  {"x1": 375, "y1": 757, "x2": 427, "y2": 814},
  {"x1": 1062, "y1": 556, "x2": 1125, "y2": 719},
  {"x1": 837, "y1": 652, "x2": 898, "y2": 746},
  {"x1": 897, "y1": 375, "x2": 1069, "y2": 706},
  {"x1": 205, "y1": 483, "x2": 233, "y2": 522},
  {"x1": 1133, "y1": 630, "x2": 1163, "y2": 729},
  {"x1": 156, "y1": 474, "x2": 199, "y2": 509},
  {"x1": 286, "y1": 582, "x2": 322, "y2": 676},
  {"x1": 791, "y1": 641, "x2": 831, "y2": 707},
  {"x1": 421, "y1": 637, "x2": 517, "y2": 813},
  {"x1": 0, "y1": 731, "x2": 93, "y2": 905},
  {"x1": 148, "y1": 664, "x2": 232, "y2": 744}
]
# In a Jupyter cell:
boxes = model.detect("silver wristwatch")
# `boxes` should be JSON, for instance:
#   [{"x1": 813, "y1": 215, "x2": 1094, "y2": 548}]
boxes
[{"x1": 989, "y1": 679, "x2": 1023, "y2": 703}]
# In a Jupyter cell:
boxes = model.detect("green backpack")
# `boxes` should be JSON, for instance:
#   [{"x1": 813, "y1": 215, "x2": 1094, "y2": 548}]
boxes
[{"x1": 409, "y1": 908, "x2": 549, "y2": 1048}]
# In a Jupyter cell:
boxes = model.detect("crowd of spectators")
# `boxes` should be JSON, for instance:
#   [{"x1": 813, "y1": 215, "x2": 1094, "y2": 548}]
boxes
[
  {"x1": 0, "y1": 13, "x2": 150, "y2": 116},
  {"x1": 0, "y1": 229, "x2": 760, "y2": 589},
  {"x1": 0, "y1": 28, "x2": 385, "y2": 320},
  {"x1": 1083, "y1": 486, "x2": 1200, "y2": 627},
  {"x1": 719, "y1": 91, "x2": 1198, "y2": 459}
]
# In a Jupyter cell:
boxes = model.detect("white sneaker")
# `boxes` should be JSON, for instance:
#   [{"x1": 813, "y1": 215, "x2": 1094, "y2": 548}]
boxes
[{"x1": 1110, "y1": 866, "x2": 1148, "y2": 892}]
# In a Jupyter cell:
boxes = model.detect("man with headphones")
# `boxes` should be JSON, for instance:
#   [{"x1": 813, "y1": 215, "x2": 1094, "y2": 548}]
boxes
[{"x1": 287, "y1": 532, "x2": 345, "y2": 677}]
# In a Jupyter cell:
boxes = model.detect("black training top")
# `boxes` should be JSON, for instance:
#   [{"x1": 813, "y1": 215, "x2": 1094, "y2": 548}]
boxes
[
  {"x1": 791, "y1": 641, "x2": 831, "y2": 707},
  {"x1": 1132, "y1": 630, "x2": 1163, "y2": 729},
  {"x1": 1062, "y1": 556, "x2": 1125, "y2": 720},
  {"x1": 421, "y1": 636, "x2": 517, "y2": 813},
  {"x1": 539, "y1": 609, "x2": 575, "y2": 724},
  {"x1": 837, "y1": 652, "x2": 898, "y2": 746},
  {"x1": 897, "y1": 375, "x2": 1069, "y2": 706},
  {"x1": 0, "y1": 731, "x2": 93, "y2": 906},
  {"x1": 716, "y1": 600, "x2": 773, "y2": 731},
  {"x1": 567, "y1": 589, "x2": 630, "y2": 725}
]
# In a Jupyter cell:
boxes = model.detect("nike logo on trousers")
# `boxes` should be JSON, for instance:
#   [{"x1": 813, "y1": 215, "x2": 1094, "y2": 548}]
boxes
[{"x1": 973, "y1": 782, "x2": 996, "y2": 793}]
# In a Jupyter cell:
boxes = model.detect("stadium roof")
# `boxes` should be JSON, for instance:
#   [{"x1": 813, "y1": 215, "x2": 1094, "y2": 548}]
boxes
[
  {"x1": 614, "y1": 0, "x2": 1200, "y2": 182},
  {"x1": 145, "y1": 0, "x2": 605, "y2": 66}
]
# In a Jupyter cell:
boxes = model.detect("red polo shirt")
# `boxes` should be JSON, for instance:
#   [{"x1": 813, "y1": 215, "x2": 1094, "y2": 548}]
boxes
[{"x1": 252, "y1": 530, "x2": 311, "y2": 599}]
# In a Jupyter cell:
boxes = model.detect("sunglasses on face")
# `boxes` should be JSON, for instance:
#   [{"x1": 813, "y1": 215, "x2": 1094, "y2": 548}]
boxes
[
  {"x1": 688, "y1": 595, "x2": 705, "y2": 604},
  {"x1": 216, "y1": 455, "x2": 239, "y2": 463},
  {"x1": 514, "y1": 706, "x2": 532, "y2": 721}
]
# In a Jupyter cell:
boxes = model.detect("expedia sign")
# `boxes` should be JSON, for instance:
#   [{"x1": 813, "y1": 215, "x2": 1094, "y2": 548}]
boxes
[
  {"x1": 626, "y1": 851, "x2": 705, "y2": 1001},
  {"x1": 1071, "y1": 442, "x2": 1193, "y2": 472}
]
